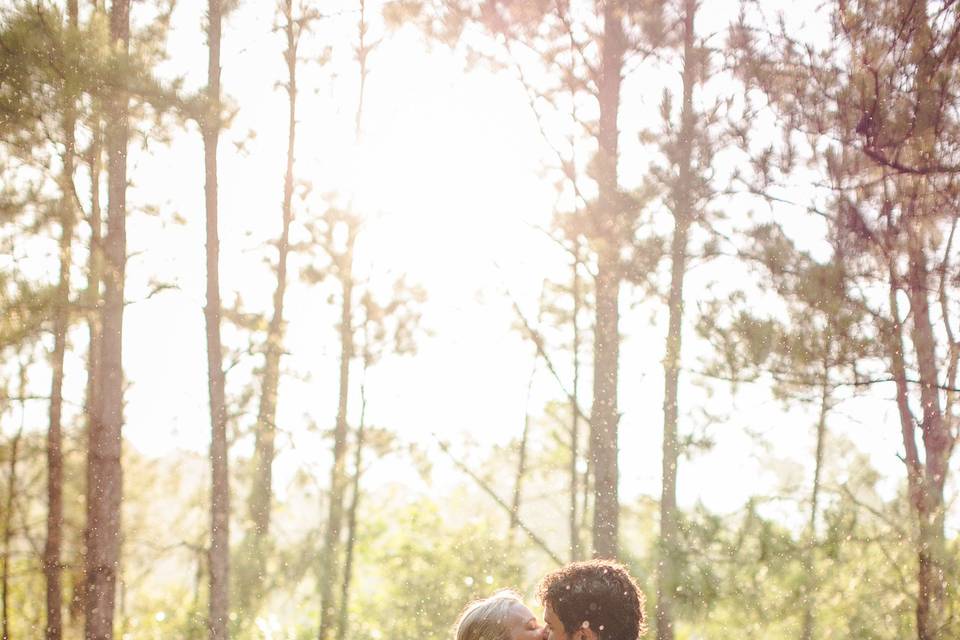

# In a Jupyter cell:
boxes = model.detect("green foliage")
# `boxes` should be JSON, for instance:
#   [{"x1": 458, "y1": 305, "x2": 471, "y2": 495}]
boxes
[
  {"x1": 674, "y1": 497, "x2": 916, "y2": 639},
  {"x1": 116, "y1": 585, "x2": 207, "y2": 640},
  {"x1": 349, "y1": 496, "x2": 525, "y2": 640},
  {"x1": 0, "y1": 275, "x2": 55, "y2": 350},
  {"x1": 697, "y1": 221, "x2": 874, "y2": 402}
]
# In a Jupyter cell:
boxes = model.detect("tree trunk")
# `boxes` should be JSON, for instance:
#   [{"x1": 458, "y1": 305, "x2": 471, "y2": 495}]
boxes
[
  {"x1": 569, "y1": 252, "x2": 581, "y2": 561},
  {"x1": 887, "y1": 257, "x2": 944, "y2": 640},
  {"x1": 244, "y1": 0, "x2": 297, "y2": 606},
  {"x1": 511, "y1": 285, "x2": 546, "y2": 544},
  {"x1": 321, "y1": 5, "x2": 372, "y2": 630},
  {"x1": 897, "y1": 4, "x2": 952, "y2": 633},
  {"x1": 77, "y1": 113, "x2": 103, "y2": 629},
  {"x1": 905, "y1": 230, "x2": 949, "y2": 640},
  {"x1": 590, "y1": 0, "x2": 625, "y2": 561},
  {"x1": 2, "y1": 393, "x2": 25, "y2": 640},
  {"x1": 84, "y1": 102, "x2": 104, "y2": 449},
  {"x1": 85, "y1": 1, "x2": 129, "y2": 637},
  {"x1": 45, "y1": 5, "x2": 78, "y2": 637},
  {"x1": 354, "y1": 0, "x2": 368, "y2": 140},
  {"x1": 335, "y1": 367, "x2": 367, "y2": 640},
  {"x1": 800, "y1": 357, "x2": 831, "y2": 640},
  {"x1": 318, "y1": 248, "x2": 354, "y2": 640},
  {"x1": 656, "y1": 2, "x2": 695, "y2": 637},
  {"x1": 510, "y1": 359, "x2": 535, "y2": 543},
  {"x1": 581, "y1": 452, "x2": 592, "y2": 552},
  {"x1": 203, "y1": 1, "x2": 230, "y2": 637}
]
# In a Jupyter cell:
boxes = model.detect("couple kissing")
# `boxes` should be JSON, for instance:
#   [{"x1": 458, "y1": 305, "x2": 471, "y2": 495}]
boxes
[{"x1": 454, "y1": 560, "x2": 646, "y2": 640}]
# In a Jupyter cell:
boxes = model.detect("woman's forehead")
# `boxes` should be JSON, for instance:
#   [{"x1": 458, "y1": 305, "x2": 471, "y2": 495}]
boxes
[{"x1": 508, "y1": 602, "x2": 535, "y2": 621}]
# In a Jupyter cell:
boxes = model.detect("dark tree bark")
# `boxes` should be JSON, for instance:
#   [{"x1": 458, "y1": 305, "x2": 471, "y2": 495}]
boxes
[
  {"x1": 590, "y1": 0, "x2": 625, "y2": 561},
  {"x1": 45, "y1": 4, "x2": 79, "y2": 638},
  {"x1": 656, "y1": 2, "x2": 696, "y2": 637},
  {"x1": 85, "y1": 0, "x2": 129, "y2": 637},
  {"x1": 202, "y1": 0, "x2": 230, "y2": 637}
]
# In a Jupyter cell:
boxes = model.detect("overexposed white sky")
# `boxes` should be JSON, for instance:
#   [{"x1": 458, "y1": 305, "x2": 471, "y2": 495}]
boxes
[{"x1": 6, "y1": 0, "x2": 955, "y2": 534}]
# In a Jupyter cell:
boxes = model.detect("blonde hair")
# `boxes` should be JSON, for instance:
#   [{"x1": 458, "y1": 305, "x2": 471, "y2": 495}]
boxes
[{"x1": 454, "y1": 590, "x2": 525, "y2": 640}]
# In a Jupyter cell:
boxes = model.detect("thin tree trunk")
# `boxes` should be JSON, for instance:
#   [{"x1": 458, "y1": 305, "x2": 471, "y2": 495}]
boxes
[
  {"x1": 354, "y1": 0, "x2": 368, "y2": 140},
  {"x1": 335, "y1": 363, "x2": 367, "y2": 640},
  {"x1": 203, "y1": 1, "x2": 229, "y2": 637},
  {"x1": 580, "y1": 453, "x2": 591, "y2": 551},
  {"x1": 906, "y1": 230, "x2": 949, "y2": 640},
  {"x1": 45, "y1": 5, "x2": 78, "y2": 637},
  {"x1": 886, "y1": 271, "x2": 923, "y2": 501},
  {"x1": 590, "y1": 0, "x2": 625, "y2": 561},
  {"x1": 511, "y1": 284, "x2": 546, "y2": 543},
  {"x1": 85, "y1": 106, "x2": 104, "y2": 439},
  {"x1": 244, "y1": 0, "x2": 297, "y2": 605},
  {"x1": 2, "y1": 371, "x2": 26, "y2": 640},
  {"x1": 321, "y1": 5, "x2": 368, "y2": 632},
  {"x1": 886, "y1": 265, "x2": 935, "y2": 640},
  {"x1": 76, "y1": 114, "x2": 102, "y2": 627},
  {"x1": 318, "y1": 246, "x2": 354, "y2": 640},
  {"x1": 800, "y1": 356, "x2": 831, "y2": 640},
  {"x1": 898, "y1": 4, "x2": 951, "y2": 634},
  {"x1": 85, "y1": 0, "x2": 129, "y2": 637},
  {"x1": 656, "y1": 2, "x2": 695, "y2": 637},
  {"x1": 569, "y1": 251, "x2": 581, "y2": 561},
  {"x1": 510, "y1": 360, "x2": 535, "y2": 543}
]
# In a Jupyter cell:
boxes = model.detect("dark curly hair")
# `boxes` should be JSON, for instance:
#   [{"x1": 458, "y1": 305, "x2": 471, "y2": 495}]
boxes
[{"x1": 537, "y1": 560, "x2": 646, "y2": 640}]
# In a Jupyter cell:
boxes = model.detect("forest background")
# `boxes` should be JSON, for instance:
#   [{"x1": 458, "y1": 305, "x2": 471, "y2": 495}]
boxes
[{"x1": 1, "y1": 0, "x2": 959, "y2": 639}]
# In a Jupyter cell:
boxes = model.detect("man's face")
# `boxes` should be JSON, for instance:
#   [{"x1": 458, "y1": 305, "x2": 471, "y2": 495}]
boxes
[{"x1": 543, "y1": 603, "x2": 573, "y2": 640}]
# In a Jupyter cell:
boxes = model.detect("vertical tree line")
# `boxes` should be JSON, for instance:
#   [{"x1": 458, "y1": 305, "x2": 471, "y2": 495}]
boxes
[
  {"x1": 202, "y1": 0, "x2": 229, "y2": 637},
  {"x1": 241, "y1": 0, "x2": 302, "y2": 612},
  {"x1": 44, "y1": 1, "x2": 79, "y2": 636},
  {"x1": 85, "y1": 0, "x2": 129, "y2": 637},
  {"x1": 657, "y1": 0, "x2": 699, "y2": 640}
]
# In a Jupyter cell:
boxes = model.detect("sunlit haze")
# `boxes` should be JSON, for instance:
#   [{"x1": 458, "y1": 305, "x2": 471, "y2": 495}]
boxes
[{"x1": 3, "y1": 0, "x2": 960, "y2": 637}]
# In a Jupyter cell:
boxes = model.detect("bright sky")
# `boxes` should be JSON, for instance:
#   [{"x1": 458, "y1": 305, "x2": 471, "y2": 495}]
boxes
[{"x1": 22, "y1": 0, "x2": 954, "y2": 533}]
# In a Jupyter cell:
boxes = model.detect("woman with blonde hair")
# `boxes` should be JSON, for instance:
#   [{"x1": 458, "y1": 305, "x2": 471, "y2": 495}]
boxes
[{"x1": 454, "y1": 590, "x2": 546, "y2": 640}]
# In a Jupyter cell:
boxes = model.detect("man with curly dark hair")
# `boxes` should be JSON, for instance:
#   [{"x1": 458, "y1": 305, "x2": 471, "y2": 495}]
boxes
[{"x1": 537, "y1": 560, "x2": 647, "y2": 640}]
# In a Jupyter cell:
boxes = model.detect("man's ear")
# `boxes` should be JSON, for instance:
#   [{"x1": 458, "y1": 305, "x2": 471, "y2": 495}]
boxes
[{"x1": 573, "y1": 626, "x2": 599, "y2": 640}]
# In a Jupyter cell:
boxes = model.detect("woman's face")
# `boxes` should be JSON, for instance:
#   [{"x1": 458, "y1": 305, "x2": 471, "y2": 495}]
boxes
[{"x1": 507, "y1": 603, "x2": 546, "y2": 640}]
